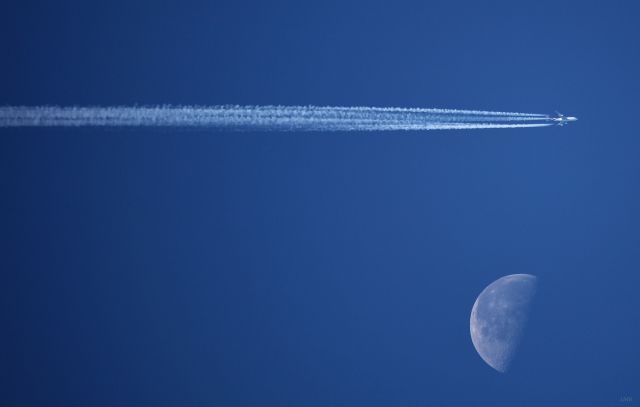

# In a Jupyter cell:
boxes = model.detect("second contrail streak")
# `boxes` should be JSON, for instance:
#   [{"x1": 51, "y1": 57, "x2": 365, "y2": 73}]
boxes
[{"x1": 0, "y1": 105, "x2": 557, "y2": 131}]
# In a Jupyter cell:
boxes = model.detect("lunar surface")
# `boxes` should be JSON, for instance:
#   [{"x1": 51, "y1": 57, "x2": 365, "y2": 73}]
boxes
[{"x1": 470, "y1": 274, "x2": 537, "y2": 372}]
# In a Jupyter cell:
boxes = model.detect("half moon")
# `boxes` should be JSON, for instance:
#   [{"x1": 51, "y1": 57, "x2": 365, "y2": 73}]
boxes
[{"x1": 470, "y1": 274, "x2": 537, "y2": 372}]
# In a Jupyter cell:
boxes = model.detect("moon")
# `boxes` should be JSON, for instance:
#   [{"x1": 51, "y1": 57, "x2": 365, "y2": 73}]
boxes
[{"x1": 470, "y1": 274, "x2": 537, "y2": 372}]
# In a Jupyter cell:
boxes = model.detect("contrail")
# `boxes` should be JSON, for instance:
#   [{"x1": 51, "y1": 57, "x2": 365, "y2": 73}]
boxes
[{"x1": 0, "y1": 105, "x2": 556, "y2": 131}]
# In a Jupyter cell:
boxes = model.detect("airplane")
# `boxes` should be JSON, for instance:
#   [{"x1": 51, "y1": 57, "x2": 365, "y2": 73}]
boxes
[{"x1": 551, "y1": 111, "x2": 578, "y2": 126}]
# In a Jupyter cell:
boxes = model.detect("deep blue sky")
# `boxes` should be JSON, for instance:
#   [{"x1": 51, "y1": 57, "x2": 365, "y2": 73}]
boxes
[{"x1": 2, "y1": 0, "x2": 639, "y2": 405}]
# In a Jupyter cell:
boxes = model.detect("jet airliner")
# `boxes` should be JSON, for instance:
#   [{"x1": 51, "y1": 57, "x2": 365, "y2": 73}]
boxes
[{"x1": 552, "y1": 111, "x2": 578, "y2": 126}]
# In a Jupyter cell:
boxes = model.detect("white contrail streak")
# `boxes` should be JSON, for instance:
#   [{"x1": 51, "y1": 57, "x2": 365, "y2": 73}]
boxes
[{"x1": 0, "y1": 105, "x2": 554, "y2": 131}]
